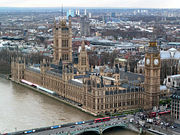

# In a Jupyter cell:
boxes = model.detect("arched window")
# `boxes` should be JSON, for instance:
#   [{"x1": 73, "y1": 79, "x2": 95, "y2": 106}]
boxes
[{"x1": 140, "y1": 69, "x2": 142, "y2": 74}]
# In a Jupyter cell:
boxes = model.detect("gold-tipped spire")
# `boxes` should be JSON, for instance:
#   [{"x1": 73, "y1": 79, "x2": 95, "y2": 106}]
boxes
[{"x1": 149, "y1": 41, "x2": 157, "y2": 47}]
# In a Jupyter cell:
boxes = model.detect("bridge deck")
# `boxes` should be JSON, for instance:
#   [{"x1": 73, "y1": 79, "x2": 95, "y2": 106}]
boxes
[{"x1": 15, "y1": 115, "x2": 132, "y2": 135}]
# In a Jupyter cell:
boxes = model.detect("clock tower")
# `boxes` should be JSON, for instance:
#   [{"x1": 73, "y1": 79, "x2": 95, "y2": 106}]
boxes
[{"x1": 144, "y1": 41, "x2": 160, "y2": 110}]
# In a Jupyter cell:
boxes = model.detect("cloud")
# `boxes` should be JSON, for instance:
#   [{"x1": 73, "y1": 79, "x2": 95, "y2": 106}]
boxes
[
  {"x1": 132, "y1": 0, "x2": 180, "y2": 8},
  {"x1": 0, "y1": 0, "x2": 179, "y2": 8}
]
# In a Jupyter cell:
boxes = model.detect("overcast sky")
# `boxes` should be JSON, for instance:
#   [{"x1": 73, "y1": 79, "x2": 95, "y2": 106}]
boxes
[{"x1": 0, "y1": 0, "x2": 179, "y2": 8}]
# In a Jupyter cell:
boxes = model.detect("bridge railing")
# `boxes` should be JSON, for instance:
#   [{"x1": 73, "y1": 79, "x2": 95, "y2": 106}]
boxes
[{"x1": 7, "y1": 115, "x2": 128, "y2": 135}]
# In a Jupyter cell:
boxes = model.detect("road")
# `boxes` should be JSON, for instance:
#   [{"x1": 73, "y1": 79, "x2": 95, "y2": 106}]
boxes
[
  {"x1": 27, "y1": 115, "x2": 133, "y2": 135},
  {"x1": 132, "y1": 112, "x2": 180, "y2": 135}
]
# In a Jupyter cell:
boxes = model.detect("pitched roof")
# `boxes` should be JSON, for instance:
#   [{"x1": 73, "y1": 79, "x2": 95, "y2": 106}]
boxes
[{"x1": 119, "y1": 71, "x2": 144, "y2": 82}]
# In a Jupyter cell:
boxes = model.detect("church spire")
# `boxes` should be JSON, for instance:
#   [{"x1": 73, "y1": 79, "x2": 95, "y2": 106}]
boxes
[
  {"x1": 81, "y1": 40, "x2": 85, "y2": 51},
  {"x1": 78, "y1": 39, "x2": 89, "y2": 73}
]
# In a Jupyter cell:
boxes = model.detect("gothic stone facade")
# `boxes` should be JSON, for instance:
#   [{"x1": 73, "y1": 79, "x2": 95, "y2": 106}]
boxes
[
  {"x1": 11, "y1": 18, "x2": 160, "y2": 115},
  {"x1": 11, "y1": 58, "x2": 145, "y2": 115}
]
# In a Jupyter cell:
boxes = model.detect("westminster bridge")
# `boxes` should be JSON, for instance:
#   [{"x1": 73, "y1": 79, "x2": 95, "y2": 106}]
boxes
[{"x1": 8, "y1": 115, "x2": 139, "y2": 135}]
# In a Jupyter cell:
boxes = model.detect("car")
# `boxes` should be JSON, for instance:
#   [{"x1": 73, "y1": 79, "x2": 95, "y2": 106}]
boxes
[
  {"x1": 75, "y1": 121, "x2": 85, "y2": 125},
  {"x1": 165, "y1": 123, "x2": 169, "y2": 126},
  {"x1": 89, "y1": 122, "x2": 93, "y2": 125},
  {"x1": 51, "y1": 125, "x2": 61, "y2": 129},
  {"x1": 70, "y1": 125, "x2": 75, "y2": 128},
  {"x1": 24, "y1": 130, "x2": 35, "y2": 134}
]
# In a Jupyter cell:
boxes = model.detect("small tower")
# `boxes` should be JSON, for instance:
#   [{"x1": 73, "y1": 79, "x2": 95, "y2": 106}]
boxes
[
  {"x1": 58, "y1": 58, "x2": 63, "y2": 74},
  {"x1": 144, "y1": 41, "x2": 161, "y2": 110},
  {"x1": 100, "y1": 76, "x2": 104, "y2": 87},
  {"x1": 113, "y1": 64, "x2": 120, "y2": 85},
  {"x1": 40, "y1": 59, "x2": 49, "y2": 74},
  {"x1": 62, "y1": 64, "x2": 74, "y2": 81},
  {"x1": 78, "y1": 40, "x2": 89, "y2": 73},
  {"x1": 11, "y1": 57, "x2": 25, "y2": 82}
]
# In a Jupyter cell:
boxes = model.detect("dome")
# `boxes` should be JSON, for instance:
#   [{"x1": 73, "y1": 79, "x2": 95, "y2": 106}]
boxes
[
  {"x1": 160, "y1": 48, "x2": 180, "y2": 59},
  {"x1": 160, "y1": 51, "x2": 171, "y2": 59},
  {"x1": 174, "y1": 51, "x2": 180, "y2": 59},
  {"x1": 168, "y1": 48, "x2": 177, "y2": 52}
]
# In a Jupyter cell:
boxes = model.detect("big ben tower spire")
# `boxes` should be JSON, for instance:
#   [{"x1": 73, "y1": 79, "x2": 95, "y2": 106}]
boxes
[{"x1": 144, "y1": 40, "x2": 161, "y2": 110}]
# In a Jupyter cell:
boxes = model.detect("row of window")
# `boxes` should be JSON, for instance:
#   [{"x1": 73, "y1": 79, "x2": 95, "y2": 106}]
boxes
[
  {"x1": 42, "y1": 76, "x2": 83, "y2": 103},
  {"x1": 172, "y1": 100, "x2": 180, "y2": 104},
  {"x1": 62, "y1": 40, "x2": 68, "y2": 47},
  {"x1": 105, "y1": 95, "x2": 142, "y2": 102},
  {"x1": 62, "y1": 54, "x2": 69, "y2": 61},
  {"x1": 81, "y1": 57, "x2": 86, "y2": 66},
  {"x1": 97, "y1": 100, "x2": 141, "y2": 110},
  {"x1": 105, "y1": 88, "x2": 144, "y2": 95}
]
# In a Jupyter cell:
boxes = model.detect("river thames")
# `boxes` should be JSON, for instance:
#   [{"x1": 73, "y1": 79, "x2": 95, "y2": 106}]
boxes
[{"x1": 0, "y1": 78, "x2": 137, "y2": 134}]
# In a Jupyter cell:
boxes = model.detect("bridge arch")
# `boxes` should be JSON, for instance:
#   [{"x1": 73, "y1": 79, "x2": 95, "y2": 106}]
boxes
[{"x1": 102, "y1": 125, "x2": 126, "y2": 134}]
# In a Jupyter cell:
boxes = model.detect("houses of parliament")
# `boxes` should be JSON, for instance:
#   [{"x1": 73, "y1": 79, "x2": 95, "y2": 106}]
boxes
[{"x1": 11, "y1": 17, "x2": 161, "y2": 115}]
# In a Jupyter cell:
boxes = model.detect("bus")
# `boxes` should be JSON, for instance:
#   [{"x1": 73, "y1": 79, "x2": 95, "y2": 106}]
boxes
[
  {"x1": 94, "y1": 117, "x2": 110, "y2": 123},
  {"x1": 158, "y1": 110, "x2": 170, "y2": 116},
  {"x1": 21, "y1": 79, "x2": 38, "y2": 88},
  {"x1": 149, "y1": 112, "x2": 156, "y2": 118},
  {"x1": 21, "y1": 79, "x2": 33, "y2": 86},
  {"x1": 32, "y1": 83, "x2": 38, "y2": 88}
]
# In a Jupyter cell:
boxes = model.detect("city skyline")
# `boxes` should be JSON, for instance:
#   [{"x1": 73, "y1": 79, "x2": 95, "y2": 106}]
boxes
[{"x1": 0, "y1": 0, "x2": 180, "y2": 8}]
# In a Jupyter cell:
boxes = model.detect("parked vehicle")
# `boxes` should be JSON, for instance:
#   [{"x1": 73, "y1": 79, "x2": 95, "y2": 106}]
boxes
[{"x1": 147, "y1": 118, "x2": 153, "y2": 123}]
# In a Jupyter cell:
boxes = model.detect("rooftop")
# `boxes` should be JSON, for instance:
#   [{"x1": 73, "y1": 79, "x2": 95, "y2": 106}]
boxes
[
  {"x1": 171, "y1": 89, "x2": 180, "y2": 100},
  {"x1": 119, "y1": 71, "x2": 144, "y2": 82},
  {"x1": 161, "y1": 48, "x2": 180, "y2": 59}
]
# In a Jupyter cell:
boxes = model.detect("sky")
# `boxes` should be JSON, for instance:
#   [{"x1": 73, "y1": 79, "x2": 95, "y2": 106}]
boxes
[{"x1": 0, "y1": 0, "x2": 179, "y2": 8}]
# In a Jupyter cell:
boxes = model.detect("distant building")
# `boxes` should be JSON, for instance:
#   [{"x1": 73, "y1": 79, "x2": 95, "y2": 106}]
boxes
[
  {"x1": 80, "y1": 16, "x2": 90, "y2": 37},
  {"x1": 168, "y1": 42, "x2": 180, "y2": 48},
  {"x1": 67, "y1": 9, "x2": 75, "y2": 18},
  {"x1": 160, "y1": 48, "x2": 180, "y2": 84},
  {"x1": 111, "y1": 12, "x2": 116, "y2": 18},
  {"x1": 171, "y1": 88, "x2": 180, "y2": 120},
  {"x1": 164, "y1": 74, "x2": 180, "y2": 88}
]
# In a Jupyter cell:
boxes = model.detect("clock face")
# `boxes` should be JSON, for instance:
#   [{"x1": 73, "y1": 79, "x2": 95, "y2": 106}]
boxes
[
  {"x1": 146, "y1": 58, "x2": 150, "y2": 65},
  {"x1": 154, "y1": 59, "x2": 159, "y2": 65}
]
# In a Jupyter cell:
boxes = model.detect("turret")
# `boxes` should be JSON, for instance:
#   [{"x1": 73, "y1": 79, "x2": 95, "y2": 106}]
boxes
[
  {"x1": 11, "y1": 57, "x2": 25, "y2": 82},
  {"x1": 78, "y1": 40, "x2": 89, "y2": 73},
  {"x1": 59, "y1": 58, "x2": 63, "y2": 74},
  {"x1": 41, "y1": 59, "x2": 47, "y2": 73},
  {"x1": 68, "y1": 15, "x2": 72, "y2": 28},
  {"x1": 100, "y1": 76, "x2": 104, "y2": 87}
]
